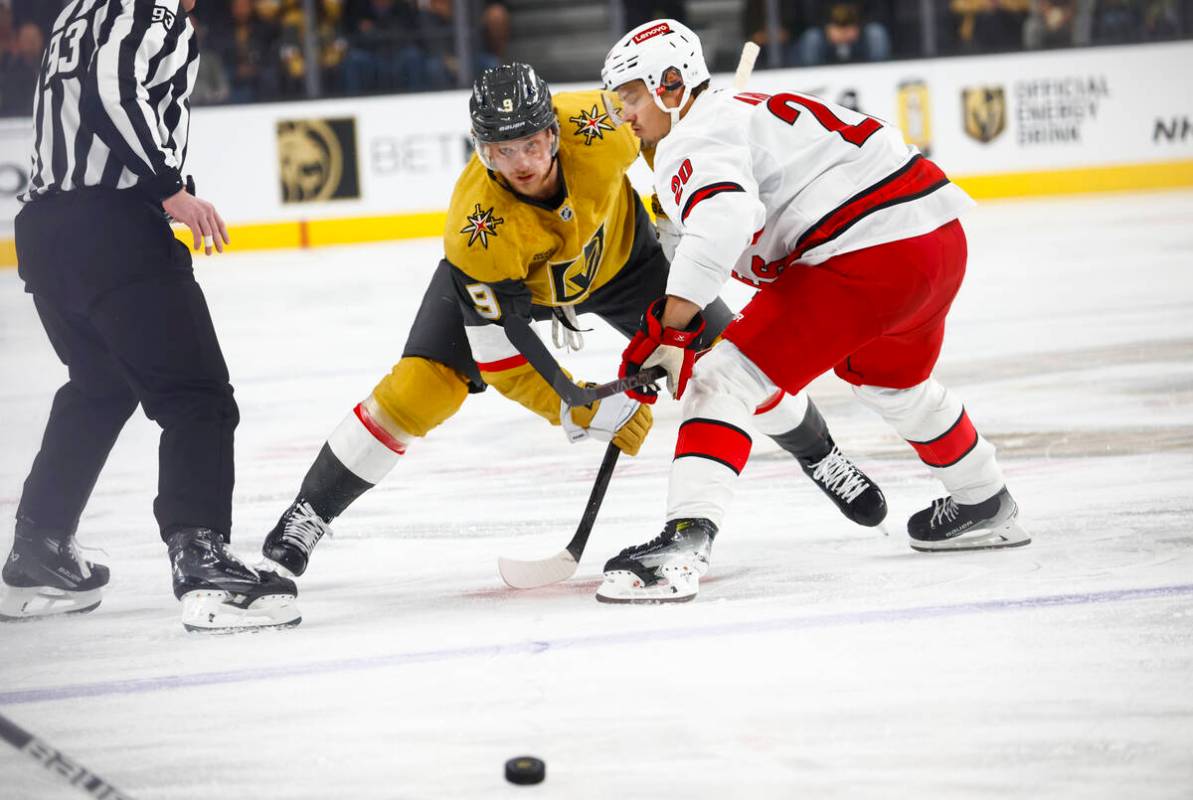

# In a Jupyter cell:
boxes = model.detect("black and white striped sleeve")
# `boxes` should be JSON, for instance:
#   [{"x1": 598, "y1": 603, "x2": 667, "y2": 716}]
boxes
[{"x1": 82, "y1": 0, "x2": 185, "y2": 200}]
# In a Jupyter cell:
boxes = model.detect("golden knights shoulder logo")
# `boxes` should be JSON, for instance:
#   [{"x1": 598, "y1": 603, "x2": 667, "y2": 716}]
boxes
[
  {"x1": 550, "y1": 224, "x2": 605, "y2": 303},
  {"x1": 460, "y1": 203, "x2": 504, "y2": 248},
  {"x1": 277, "y1": 118, "x2": 361, "y2": 203},
  {"x1": 569, "y1": 105, "x2": 615, "y2": 145},
  {"x1": 962, "y1": 86, "x2": 1006, "y2": 144}
]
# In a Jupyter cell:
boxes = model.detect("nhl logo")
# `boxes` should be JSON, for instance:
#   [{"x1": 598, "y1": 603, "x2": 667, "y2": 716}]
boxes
[
  {"x1": 559, "y1": 205, "x2": 574, "y2": 221},
  {"x1": 962, "y1": 86, "x2": 1006, "y2": 144}
]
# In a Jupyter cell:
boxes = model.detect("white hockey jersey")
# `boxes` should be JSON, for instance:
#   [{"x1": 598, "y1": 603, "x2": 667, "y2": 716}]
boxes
[{"x1": 653, "y1": 89, "x2": 975, "y2": 309}]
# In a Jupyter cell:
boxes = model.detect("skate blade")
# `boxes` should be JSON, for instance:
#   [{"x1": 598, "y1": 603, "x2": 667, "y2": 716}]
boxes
[
  {"x1": 595, "y1": 570, "x2": 699, "y2": 605},
  {"x1": 256, "y1": 557, "x2": 298, "y2": 580},
  {"x1": 910, "y1": 519, "x2": 1032, "y2": 553},
  {"x1": 180, "y1": 590, "x2": 302, "y2": 633},
  {"x1": 0, "y1": 585, "x2": 103, "y2": 621}
]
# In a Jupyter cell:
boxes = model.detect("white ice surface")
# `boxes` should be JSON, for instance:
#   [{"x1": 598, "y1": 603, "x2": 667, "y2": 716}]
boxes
[{"x1": 1, "y1": 191, "x2": 1192, "y2": 799}]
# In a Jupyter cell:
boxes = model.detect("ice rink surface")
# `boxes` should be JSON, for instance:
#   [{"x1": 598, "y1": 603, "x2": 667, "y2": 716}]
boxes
[{"x1": 1, "y1": 190, "x2": 1192, "y2": 798}]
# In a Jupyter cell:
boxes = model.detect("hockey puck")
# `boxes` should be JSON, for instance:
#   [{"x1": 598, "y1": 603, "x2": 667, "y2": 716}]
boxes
[{"x1": 505, "y1": 756, "x2": 545, "y2": 785}]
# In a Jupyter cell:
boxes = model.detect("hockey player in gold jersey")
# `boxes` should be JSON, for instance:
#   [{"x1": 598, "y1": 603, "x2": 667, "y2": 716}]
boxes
[{"x1": 261, "y1": 64, "x2": 886, "y2": 580}]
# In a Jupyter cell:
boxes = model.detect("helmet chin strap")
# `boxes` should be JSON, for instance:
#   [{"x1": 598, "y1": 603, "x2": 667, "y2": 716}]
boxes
[{"x1": 652, "y1": 81, "x2": 692, "y2": 132}]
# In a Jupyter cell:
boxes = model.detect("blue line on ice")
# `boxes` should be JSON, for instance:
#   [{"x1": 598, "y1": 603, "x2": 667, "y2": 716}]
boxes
[{"x1": 3, "y1": 583, "x2": 1190, "y2": 707}]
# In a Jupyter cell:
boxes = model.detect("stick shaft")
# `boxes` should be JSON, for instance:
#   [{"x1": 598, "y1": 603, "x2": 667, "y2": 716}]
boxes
[
  {"x1": 0, "y1": 711, "x2": 135, "y2": 799},
  {"x1": 564, "y1": 442, "x2": 621, "y2": 561}
]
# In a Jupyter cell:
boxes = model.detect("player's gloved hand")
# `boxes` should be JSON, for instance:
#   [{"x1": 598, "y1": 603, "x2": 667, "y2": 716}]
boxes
[
  {"x1": 619, "y1": 298, "x2": 706, "y2": 403},
  {"x1": 561, "y1": 390, "x2": 653, "y2": 456}
]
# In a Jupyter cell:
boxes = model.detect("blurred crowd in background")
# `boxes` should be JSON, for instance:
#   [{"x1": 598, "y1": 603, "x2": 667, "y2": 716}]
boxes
[{"x1": 1, "y1": 0, "x2": 1191, "y2": 115}]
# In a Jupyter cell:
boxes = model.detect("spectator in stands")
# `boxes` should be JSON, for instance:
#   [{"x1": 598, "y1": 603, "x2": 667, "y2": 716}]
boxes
[
  {"x1": 215, "y1": 0, "x2": 281, "y2": 103},
  {"x1": 343, "y1": 0, "x2": 427, "y2": 92},
  {"x1": 625, "y1": 1, "x2": 688, "y2": 28},
  {"x1": 1142, "y1": 0, "x2": 1183, "y2": 37},
  {"x1": 949, "y1": 0, "x2": 1032, "y2": 52},
  {"x1": 742, "y1": 0, "x2": 810, "y2": 66},
  {"x1": 10, "y1": 0, "x2": 59, "y2": 38},
  {"x1": 191, "y1": 15, "x2": 231, "y2": 105},
  {"x1": 277, "y1": 0, "x2": 348, "y2": 96},
  {"x1": 1025, "y1": 0, "x2": 1093, "y2": 48},
  {"x1": 1093, "y1": 0, "x2": 1141, "y2": 40},
  {"x1": 798, "y1": 2, "x2": 893, "y2": 64},
  {"x1": 481, "y1": 0, "x2": 512, "y2": 65},
  {"x1": 0, "y1": 21, "x2": 41, "y2": 116},
  {"x1": 0, "y1": 5, "x2": 15, "y2": 59},
  {"x1": 418, "y1": 0, "x2": 506, "y2": 90}
]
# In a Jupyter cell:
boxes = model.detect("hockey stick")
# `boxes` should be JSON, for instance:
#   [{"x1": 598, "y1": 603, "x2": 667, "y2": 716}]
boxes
[
  {"x1": 497, "y1": 44, "x2": 762, "y2": 590},
  {"x1": 0, "y1": 711, "x2": 135, "y2": 799},
  {"x1": 734, "y1": 41, "x2": 761, "y2": 91},
  {"x1": 498, "y1": 441, "x2": 621, "y2": 589}
]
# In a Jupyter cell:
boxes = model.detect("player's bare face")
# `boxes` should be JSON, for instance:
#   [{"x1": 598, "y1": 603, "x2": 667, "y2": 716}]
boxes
[
  {"x1": 489, "y1": 128, "x2": 559, "y2": 200},
  {"x1": 615, "y1": 81, "x2": 670, "y2": 147}
]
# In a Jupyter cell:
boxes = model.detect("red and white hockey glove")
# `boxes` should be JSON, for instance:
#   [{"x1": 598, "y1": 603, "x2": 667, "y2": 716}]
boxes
[{"x1": 619, "y1": 298, "x2": 706, "y2": 403}]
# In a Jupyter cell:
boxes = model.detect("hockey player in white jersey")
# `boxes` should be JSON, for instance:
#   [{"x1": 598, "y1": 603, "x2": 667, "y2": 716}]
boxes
[{"x1": 595, "y1": 19, "x2": 1031, "y2": 604}]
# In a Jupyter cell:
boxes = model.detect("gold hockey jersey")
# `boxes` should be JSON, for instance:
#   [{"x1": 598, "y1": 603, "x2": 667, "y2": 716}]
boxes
[{"x1": 444, "y1": 90, "x2": 641, "y2": 308}]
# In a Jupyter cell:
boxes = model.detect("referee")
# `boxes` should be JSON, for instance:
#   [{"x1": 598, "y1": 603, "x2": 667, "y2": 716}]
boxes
[{"x1": 0, "y1": 0, "x2": 300, "y2": 632}]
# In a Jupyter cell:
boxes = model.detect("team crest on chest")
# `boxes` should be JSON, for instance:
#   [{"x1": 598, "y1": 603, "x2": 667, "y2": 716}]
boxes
[
  {"x1": 460, "y1": 203, "x2": 504, "y2": 248},
  {"x1": 569, "y1": 105, "x2": 615, "y2": 145}
]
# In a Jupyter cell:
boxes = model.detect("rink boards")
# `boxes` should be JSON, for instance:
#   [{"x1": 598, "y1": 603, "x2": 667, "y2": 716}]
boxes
[{"x1": 1, "y1": 40, "x2": 1192, "y2": 265}]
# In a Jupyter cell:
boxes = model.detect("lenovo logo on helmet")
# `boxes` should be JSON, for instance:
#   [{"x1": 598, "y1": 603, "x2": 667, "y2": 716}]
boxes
[{"x1": 632, "y1": 22, "x2": 672, "y2": 44}]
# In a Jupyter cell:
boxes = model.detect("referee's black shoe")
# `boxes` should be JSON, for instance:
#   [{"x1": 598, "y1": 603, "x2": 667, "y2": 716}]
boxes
[
  {"x1": 0, "y1": 516, "x2": 109, "y2": 621},
  {"x1": 168, "y1": 528, "x2": 301, "y2": 633}
]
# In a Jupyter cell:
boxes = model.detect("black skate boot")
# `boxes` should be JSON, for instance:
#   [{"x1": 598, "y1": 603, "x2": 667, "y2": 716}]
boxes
[
  {"x1": 798, "y1": 443, "x2": 887, "y2": 527},
  {"x1": 169, "y1": 528, "x2": 301, "y2": 632},
  {"x1": 908, "y1": 487, "x2": 1031, "y2": 552},
  {"x1": 1, "y1": 516, "x2": 110, "y2": 621},
  {"x1": 596, "y1": 518, "x2": 718, "y2": 604},
  {"x1": 261, "y1": 499, "x2": 333, "y2": 578}
]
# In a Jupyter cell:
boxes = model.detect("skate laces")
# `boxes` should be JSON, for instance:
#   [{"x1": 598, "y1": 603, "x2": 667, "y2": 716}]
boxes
[
  {"x1": 280, "y1": 501, "x2": 332, "y2": 554},
  {"x1": 810, "y1": 447, "x2": 870, "y2": 503},
  {"x1": 929, "y1": 497, "x2": 961, "y2": 527},
  {"x1": 61, "y1": 538, "x2": 93, "y2": 580}
]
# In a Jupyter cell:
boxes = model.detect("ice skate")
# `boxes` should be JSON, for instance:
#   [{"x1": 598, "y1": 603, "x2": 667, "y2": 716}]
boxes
[
  {"x1": 798, "y1": 444, "x2": 887, "y2": 527},
  {"x1": 908, "y1": 488, "x2": 1030, "y2": 552},
  {"x1": 596, "y1": 518, "x2": 717, "y2": 604},
  {"x1": 0, "y1": 518, "x2": 110, "y2": 621},
  {"x1": 261, "y1": 499, "x2": 333, "y2": 578},
  {"x1": 169, "y1": 528, "x2": 301, "y2": 633}
]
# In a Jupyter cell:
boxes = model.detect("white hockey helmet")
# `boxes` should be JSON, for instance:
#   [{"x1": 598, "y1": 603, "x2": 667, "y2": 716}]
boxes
[{"x1": 602, "y1": 19, "x2": 710, "y2": 123}]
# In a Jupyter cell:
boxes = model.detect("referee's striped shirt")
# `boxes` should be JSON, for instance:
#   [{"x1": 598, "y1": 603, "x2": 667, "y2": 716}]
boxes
[{"x1": 21, "y1": 0, "x2": 198, "y2": 204}]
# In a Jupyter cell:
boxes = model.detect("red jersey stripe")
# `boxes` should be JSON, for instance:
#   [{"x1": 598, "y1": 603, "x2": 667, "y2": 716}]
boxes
[
  {"x1": 476, "y1": 354, "x2": 529, "y2": 373},
  {"x1": 793, "y1": 155, "x2": 950, "y2": 259},
  {"x1": 681, "y1": 181, "x2": 746, "y2": 223}
]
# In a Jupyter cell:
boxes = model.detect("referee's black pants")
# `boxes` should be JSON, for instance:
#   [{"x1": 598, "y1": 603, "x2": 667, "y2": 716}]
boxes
[{"x1": 14, "y1": 189, "x2": 238, "y2": 541}]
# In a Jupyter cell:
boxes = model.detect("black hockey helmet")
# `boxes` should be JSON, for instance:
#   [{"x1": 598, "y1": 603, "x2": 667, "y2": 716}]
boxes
[
  {"x1": 470, "y1": 63, "x2": 558, "y2": 153},
  {"x1": 470, "y1": 63, "x2": 556, "y2": 143}
]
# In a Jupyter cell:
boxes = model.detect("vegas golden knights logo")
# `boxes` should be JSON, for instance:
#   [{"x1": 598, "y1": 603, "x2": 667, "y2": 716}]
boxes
[
  {"x1": 962, "y1": 86, "x2": 1006, "y2": 144},
  {"x1": 276, "y1": 118, "x2": 361, "y2": 203},
  {"x1": 896, "y1": 80, "x2": 932, "y2": 156},
  {"x1": 550, "y1": 225, "x2": 605, "y2": 303}
]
